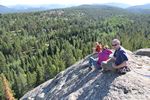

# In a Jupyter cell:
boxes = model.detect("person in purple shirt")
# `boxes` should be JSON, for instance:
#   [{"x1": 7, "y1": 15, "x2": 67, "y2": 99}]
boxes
[
  {"x1": 101, "y1": 39, "x2": 130, "y2": 74},
  {"x1": 89, "y1": 45, "x2": 112, "y2": 70}
]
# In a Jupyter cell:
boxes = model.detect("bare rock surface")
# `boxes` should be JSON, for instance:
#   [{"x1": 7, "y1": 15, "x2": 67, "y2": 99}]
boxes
[{"x1": 21, "y1": 49, "x2": 150, "y2": 100}]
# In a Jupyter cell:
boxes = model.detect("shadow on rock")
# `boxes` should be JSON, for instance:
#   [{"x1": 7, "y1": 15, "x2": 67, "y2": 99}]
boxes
[{"x1": 77, "y1": 72, "x2": 119, "y2": 100}]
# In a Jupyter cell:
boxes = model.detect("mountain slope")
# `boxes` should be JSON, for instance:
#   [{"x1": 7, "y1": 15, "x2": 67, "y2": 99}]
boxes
[
  {"x1": 1, "y1": 4, "x2": 150, "y2": 14},
  {"x1": 0, "y1": 5, "x2": 12, "y2": 13},
  {"x1": 0, "y1": 4, "x2": 68, "y2": 13},
  {"x1": 127, "y1": 4, "x2": 150, "y2": 13},
  {"x1": 104, "y1": 3, "x2": 131, "y2": 8},
  {"x1": 68, "y1": 5, "x2": 129, "y2": 19},
  {"x1": 128, "y1": 4, "x2": 150, "y2": 9},
  {"x1": 0, "y1": 5, "x2": 46, "y2": 13},
  {"x1": 21, "y1": 50, "x2": 150, "y2": 100}
]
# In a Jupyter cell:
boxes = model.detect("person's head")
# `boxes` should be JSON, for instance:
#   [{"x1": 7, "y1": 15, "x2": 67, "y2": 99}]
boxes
[
  {"x1": 102, "y1": 45, "x2": 109, "y2": 50},
  {"x1": 112, "y1": 39, "x2": 121, "y2": 50},
  {"x1": 95, "y1": 42, "x2": 99, "y2": 45},
  {"x1": 104, "y1": 45, "x2": 109, "y2": 49}
]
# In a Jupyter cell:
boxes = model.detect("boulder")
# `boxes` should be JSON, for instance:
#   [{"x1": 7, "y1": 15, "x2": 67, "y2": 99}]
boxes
[{"x1": 134, "y1": 48, "x2": 150, "y2": 57}]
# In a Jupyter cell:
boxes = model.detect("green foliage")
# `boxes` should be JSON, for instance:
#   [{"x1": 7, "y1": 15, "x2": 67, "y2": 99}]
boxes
[
  {"x1": 0, "y1": 6, "x2": 150, "y2": 99},
  {"x1": 0, "y1": 51, "x2": 6, "y2": 73}
]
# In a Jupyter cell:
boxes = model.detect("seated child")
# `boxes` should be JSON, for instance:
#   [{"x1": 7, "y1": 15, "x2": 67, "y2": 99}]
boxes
[
  {"x1": 92, "y1": 42, "x2": 102, "y2": 53},
  {"x1": 89, "y1": 45, "x2": 112, "y2": 70}
]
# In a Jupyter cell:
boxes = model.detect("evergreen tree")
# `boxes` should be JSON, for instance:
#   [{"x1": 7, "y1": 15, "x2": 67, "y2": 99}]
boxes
[{"x1": 1, "y1": 74, "x2": 15, "y2": 100}]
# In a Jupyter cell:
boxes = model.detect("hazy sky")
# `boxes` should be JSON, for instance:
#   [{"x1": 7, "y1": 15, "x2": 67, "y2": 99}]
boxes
[{"x1": 0, "y1": 0, "x2": 150, "y2": 6}]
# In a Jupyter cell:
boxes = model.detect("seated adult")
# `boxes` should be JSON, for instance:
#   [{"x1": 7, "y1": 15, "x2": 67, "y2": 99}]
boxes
[{"x1": 101, "y1": 39, "x2": 130, "y2": 74}]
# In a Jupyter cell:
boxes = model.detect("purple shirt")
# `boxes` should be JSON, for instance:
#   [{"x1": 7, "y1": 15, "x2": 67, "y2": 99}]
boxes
[{"x1": 97, "y1": 49, "x2": 112, "y2": 65}]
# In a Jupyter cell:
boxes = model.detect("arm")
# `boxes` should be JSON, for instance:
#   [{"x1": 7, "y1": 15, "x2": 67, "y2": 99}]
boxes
[
  {"x1": 108, "y1": 55, "x2": 116, "y2": 61},
  {"x1": 105, "y1": 57, "x2": 115, "y2": 62},
  {"x1": 113, "y1": 50, "x2": 128, "y2": 69}
]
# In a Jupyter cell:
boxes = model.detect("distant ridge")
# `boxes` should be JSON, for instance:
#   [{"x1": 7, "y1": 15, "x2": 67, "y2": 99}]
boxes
[
  {"x1": 0, "y1": 5, "x2": 12, "y2": 13},
  {"x1": 127, "y1": 4, "x2": 150, "y2": 14},
  {"x1": 104, "y1": 3, "x2": 131, "y2": 8},
  {"x1": 0, "y1": 4, "x2": 68, "y2": 13},
  {"x1": 1, "y1": 3, "x2": 150, "y2": 14},
  {"x1": 128, "y1": 4, "x2": 150, "y2": 9}
]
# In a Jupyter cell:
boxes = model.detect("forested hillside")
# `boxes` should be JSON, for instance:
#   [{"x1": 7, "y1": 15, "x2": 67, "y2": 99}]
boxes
[{"x1": 0, "y1": 5, "x2": 150, "y2": 99}]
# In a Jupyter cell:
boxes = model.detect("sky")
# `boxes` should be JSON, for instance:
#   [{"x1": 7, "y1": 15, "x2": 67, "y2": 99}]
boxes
[{"x1": 0, "y1": 0, "x2": 150, "y2": 6}]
